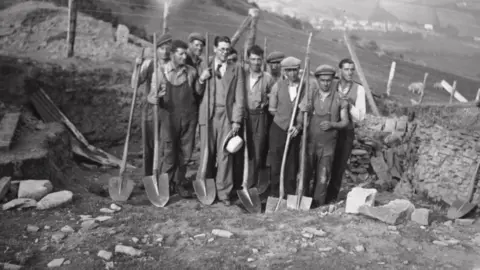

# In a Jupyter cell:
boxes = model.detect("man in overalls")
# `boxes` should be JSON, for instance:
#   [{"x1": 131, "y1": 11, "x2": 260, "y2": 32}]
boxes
[
  {"x1": 327, "y1": 58, "x2": 366, "y2": 203},
  {"x1": 268, "y1": 56, "x2": 306, "y2": 197},
  {"x1": 302, "y1": 64, "x2": 349, "y2": 207},
  {"x1": 147, "y1": 40, "x2": 210, "y2": 198}
]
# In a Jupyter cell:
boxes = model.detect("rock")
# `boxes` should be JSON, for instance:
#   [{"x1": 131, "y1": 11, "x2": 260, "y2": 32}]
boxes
[
  {"x1": 79, "y1": 215, "x2": 93, "y2": 221},
  {"x1": 473, "y1": 235, "x2": 480, "y2": 246},
  {"x1": 455, "y1": 219, "x2": 475, "y2": 226},
  {"x1": 18, "y1": 180, "x2": 53, "y2": 200},
  {"x1": 358, "y1": 199, "x2": 415, "y2": 225},
  {"x1": 433, "y1": 240, "x2": 448, "y2": 246},
  {"x1": 445, "y1": 239, "x2": 460, "y2": 245},
  {"x1": 100, "y1": 208, "x2": 115, "y2": 214},
  {"x1": 193, "y1": 234, "x2": 206, "y2": 239},
  {"x1": 0, "y1": 176, "x2": 11, "y2": 201},
  {"x1": 105, "y1": 261, "x2": 114, "y2": 269},
  {"x1": 337, "y1": 246, "x2": 347, "y2": 253},
  {"x1": 207, "y1": 238, "x2": 214, "y2": 243},
  {"x1": 98, "y1": 250, "x2": 113, "y2": 260},
  {"x1": 37, "y1": 191, "x2": 73, "y2": 210},
  {"x1": 383, "y1": 119, "x2": 396, "y2": 133},
  {"x1": 44, "y1": 226, "x2": 51, "y2": 230},
  {"x1": 95, "y1": 216, "x2": 113, "y2": 222},
  {"x1": 351, "y1": 149, "x2": 368, "y2": 156},
  {"x1": 60, "y1": 226, "x2": 74, "y2": 233},
  {"x1": 247, "y1": 258, "x2": 255, "y2": 262},
  {"x1": 47, "y1": 258, "x2": 64, "y2": 268},
  {"x1": 387, "y1": 225, "x2": 397, "y2": 231},
  {"x1": 252, "y1": 248, "x2": 259, "y2": 254},
  {"x1": 26, "y1": 225, "x2": 39, "y2": 232},
  {"x1": 443, "y1": 220, "x2": 453, "y2": 227},
  {"x1": 51, "y1": 232, "x2": 66, "y2": 242},
  {"x1": 1, "y1": 263, "x2": 22, "y2": 270},
  {"x1": 80, "y1": 220, "x2": 98, "y2": 231},
  {"x1": 2, "y1": 198, "x2": 37, "y2": 210},
  {"x1": 345, "y1": 187, "x2": 377, "y2": 214},
  {"x1": 302, "y1": 227, "x2": 327, "y2": 237},
  {"x1": 411, "y1": 208, "x2": 431, "y2": 225},
  {"x1": 301, "y1": 232, "x2": 313, "y2": 239},
  {"x1": 370, "y1": 155, "x2": 391, "y2": 183},
  {"x1": 116, "y1": 24, "x2": 129, "y2": 44},
  {"x1": 110, "y1": 204, "x2": 121, "y2": 211},
  {"x1": 63, "y1": 260, "x2": 70, "y2": 265},
  {"x1": 355, "y1": 245, "x2": 365, "y2": 252},
  {"x1": 114, "y1": 245, "x2": 143, "y2": 256},
  {"x1": 212, "y1": 229, "x2": 234, "y2": 238},
  {"x1": 318, "y1": 247, "x2": 332, "y2": 252},
  {"x1": 132, "y1": 237, "x2": 139, "y2": 243}
]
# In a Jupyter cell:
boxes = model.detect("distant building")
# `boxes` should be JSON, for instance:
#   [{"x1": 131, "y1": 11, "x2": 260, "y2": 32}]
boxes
[{"x1": 424, "y1": 24, "x2": 434, "y2": 31}]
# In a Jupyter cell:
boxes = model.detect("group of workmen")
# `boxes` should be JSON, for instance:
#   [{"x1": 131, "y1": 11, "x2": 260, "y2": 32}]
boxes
[{"x1": 133, "y1": 32, "x2": 366, "y2": 207}]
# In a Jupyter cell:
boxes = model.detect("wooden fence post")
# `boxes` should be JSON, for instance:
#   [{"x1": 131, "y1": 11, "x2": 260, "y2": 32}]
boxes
[
  {"x1": 386, "y1": 61, "x2": 396, "y2": 96},
  {"x1": 476, "y1": 88, "x2": 480, "y2": 101},
  {"x1": 66, "y1": 0, "x2": 77, "y2": 58},
  {"x1": 449, "y1": 80, "x2": 457, "y2": 104}
]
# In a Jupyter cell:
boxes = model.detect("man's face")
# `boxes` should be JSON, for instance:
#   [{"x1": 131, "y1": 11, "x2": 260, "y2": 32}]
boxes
[
  {"x1": 284, "y1": 68, "x2": 299, "y2": 81},
  {"x1": 189, "y1": 40, "x2": 204, "y2": 57},
  {"x1": 227, "y1": 53, "x2": 238, "y2": 64},
  {"x1": 249, "y1": 53, "x2": 262, "y2": 72},
  {"x1": 172, "y1": 47, "x2": 187, "y2": 66},
  {"x1": 157, "y1": 42, "x2": 172, "y2": 60},
  {"x1": 317, "y1": 74, "x2": 334, "y2": 92},
  {"x1": 214, "y1": 41, "x2": 231, "y2": 62},
  {"x1": 340, "y1": 63, "x2": 355, "y2": 82},
  {"x1": 269, "y1": 62, "x2": 281, "y2": 76}
]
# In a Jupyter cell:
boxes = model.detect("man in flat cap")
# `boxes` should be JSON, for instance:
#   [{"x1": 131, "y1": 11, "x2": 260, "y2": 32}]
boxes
[
  {"x1": 328, "y1": 58, "x2": 366, "y2": 204},
  {"x1": 266, "y1": 51, "x2": 285, "y2": 82},
  {"x1": 132, "y1": 33, "x2": 174, "y2": 189},
  {"x1": 146, "y1": 40, "x2": 211, "y2": 198},
  {"x1": 186, "y1": 32, "x2": 205, "y2": 72},
  {"x1": 268, "y1": 56, "x2": 306, "y2": 197},
  {"x1": 197, "y1": 35, "x2": 245, "y2": 206},
  {"x1": 300, "y1": 64, "x2": 349, "y2": 207}
]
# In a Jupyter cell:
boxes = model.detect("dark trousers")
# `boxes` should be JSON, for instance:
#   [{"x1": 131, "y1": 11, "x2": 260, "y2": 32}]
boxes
[
  {"x1": 245, "y1": 109, "x2": 269, "y2": 187},
  {"x1": 268, "y1": 122, "x2": 301, "y2": 197},
  {"x1": 327, "y1": 128, "x2": 354, "y2": 203}
]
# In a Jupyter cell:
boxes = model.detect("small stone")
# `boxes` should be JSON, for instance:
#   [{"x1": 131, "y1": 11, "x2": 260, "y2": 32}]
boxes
[
  {"x1": 132, "y1": 237, "x2": 139, "y2": 243},
  {"x1": 51, "y1": 232, "x2": 66, "y2": 242},
  {"x1": 411, "y1": 208, "x2": 431, "y2": 225},
  {"x1": 207, "y1": 238, "x2": 214, "y2": 243},
  {"x1": 403, "y1": 260, "x2": 409, "y2": 265},
  {"x1": 444, "y1": 220, "x2": 453, "y2": 227},
  {"x1": 60, "y1": 226, "x2": 74, "y2": 233},
  {"x1": 387, "y1": 226, "x2": 397, "y2": 231},
  {"x1": 37, "y1": 191, "x2": 73, "y2": 210},
  {"x1": 358, "y1": 199, "x2": 415, "y2": 225},
  {"x1": 318, "y1": 247, "x2": 332, "y2": 252},
  {"x1": 303, "y1": 227, "x2": 327, "y2": 237},
  {"x1": 97, "y1": 250, "x2": 113, "y2": 260},
  {"x1": 2, "y1": 262, "x2": 22, "y2": 270},
  {"x1": 345, "y1": 187, "x2": 377, "y2": 214},
  {"x1": 252, "y1": 248, "x2": 259, "y2": 254},
  {"x1": 212, "y1": 229, "x2": 233, "y2": 238},
  {"x1": 473, "y1": 235, "x2": 480, "y2": 246},
  {"x1": 247, "y1": 258, "x2": 255, "y2": 262},
  {"x1": 47, "y1": 258, "x2": 64, "y2": 268},
  {"x1": 44, "y1": 225, "x2": 51, "y2": 230},
  {"x1": 95, "y1": 216, "x2": 112, "y2": 222},
  {"x1": 105, "y1": 262, "x2": 114, "y2": 269},
  {"x1": 114, "y1": 245, "x2": 143, "y2": 256},
  {"x1": 420, "y1": 226, "x2": 426, "y2": 230},
  {"x1": 301, "y1": 232, "x2": 313, "y2": 239},
  {"x1": 287, "y1": 247, "x2": 298, "y2": 253},
  {"x1": 193, "y1": 234, "x2": 206, "y2": 239},
  {"x1": 433, "y1": 240, "x2": 448, "y2": 246},
  {"x1": 2, "y1": 198, "x2": 37, "y2": 210},
  {"x1": 110, "y1": 204, "x2": 122, "y2": 211},
  {"x1": 100, "y1": 208, "x2": 115, "y2": 214},
  {"x1": 63, "y1": 261, "x2": 70, "y2": 265},
  {"x1": 455, "y1": 219, "x2": 475, "y2": 226},
  {"x1": 80, "y1": 220, "x2": 98, "y2": 231},
  {"x1": 355, "y1": 245, "x2": 365, "y2": 252},
  {"x1": 445, "y1": 239, "x2": 460, "y2": 245},
  {"x1": 27, "y1": 225, "x2": 39, "y2": 232},
  {"x1": 300, "y1": 242, "x2": 308, "y2": 248},
  {"x1": 155, "y1": 235, "x2": 164, "y2": 242},
  {"x1": 79, "y1": 215, "x2": 93, "y2": 221},
  {"x1": 337, "y1": 246, "x2": 347, "y2": 253}
]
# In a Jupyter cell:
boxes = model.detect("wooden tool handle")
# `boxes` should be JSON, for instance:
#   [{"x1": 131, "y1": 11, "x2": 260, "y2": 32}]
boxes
[
  {"x1": 467, "y1": 161, "x2": 480, "y2": 202},
  {"x1": 152, "y1": 33, "x2": 160, "y2": 174},
  {"x1": 198, "y1": 32, "x2": 210, "y2": 179},
  {"x1": 242, "y1": 119, "x2": 249, "y2": 188}
]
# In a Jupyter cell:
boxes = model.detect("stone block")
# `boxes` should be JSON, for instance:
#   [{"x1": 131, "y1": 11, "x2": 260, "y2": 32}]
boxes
[
  {"x1": 383, "y1": 119, "x2": 396, "y2": 133},
  {"x1": 116, "y1": 24, "x2": 129, "y2": 45},
  {"x1": 36, "y1": 190, "x2": 73, "y2": 210},
  {"x1": 411, "y1": 208, "x2": 431, "y2": 225},
  {"x1": 345, "y1": 187, "x2": 378, "y2": 214},
  {"x1": 396, "y1": 119, "x2": 407, "y2": 133},
  {"x1": 0, "y1": 112, "x2": 21, "y2": 151},
  {"x1": 18, "y1": 180, "x2": 53, "y2": 200},
  {"x1": 358, "y1": 199, "x2": 415, "y2": 225}
]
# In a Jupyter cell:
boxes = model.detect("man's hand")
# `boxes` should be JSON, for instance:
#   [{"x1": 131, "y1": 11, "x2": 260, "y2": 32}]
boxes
[
  {"x1": 135, "y1": 57, "x2": 143, "y2": 66},
  {"x1": 319, "y1": 121, "x2": 333, "y2": 131},
  {"x1": 147, "y1": 93, "x2": 160, "y2": 105},
  {"x1": 200, "y1": 68, "x2": 212, "y2": 82},
  {"x1": 288, "y1": 126, "x2": 300, "y2": 137},
  {"x1": 147, "y1": 84, "x2": 166, "y2": 105},
  {"x1": 231, "y1": 122, "x2": 241, "y2": 135}
]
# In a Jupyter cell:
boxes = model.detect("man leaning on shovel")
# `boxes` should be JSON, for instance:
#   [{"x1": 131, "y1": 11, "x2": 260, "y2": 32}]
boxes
[
  {"x1": 268, "y1": 56, "x2": 306, "y2": 197},
  {"x1": 146, "y1": 40, "x2": 211, "y2": 198},
  {"x1": 300, "y1": 65, "x2": 349, "y2": 208}
]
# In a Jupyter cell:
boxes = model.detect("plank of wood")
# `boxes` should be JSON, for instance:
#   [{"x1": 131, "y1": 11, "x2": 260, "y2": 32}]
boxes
[
  {"x1": 440, "y1": 80, "x2": 467, "y2": 103},
  {"x1": 0, "y1": 112, "x2": 21, "y2": 151}
]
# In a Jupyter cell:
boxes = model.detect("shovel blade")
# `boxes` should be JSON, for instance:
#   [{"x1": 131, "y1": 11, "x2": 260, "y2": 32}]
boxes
[
  {"x1": 256, "y1": 167, "x2": 270, "y2": 195},
  {"x1": 108, "y1": 176, "x2": 135, "y2": 202},
  {"x1": 193, "y1": 177, "x2": 216, "y2": 205},
  {"x1": 447, "y1": 199, "x2": 476, "y2": 219},
  {"x1": 286, "y1": 195, "x2": 312, "y2": 210},
  {"x1": 237, "y1": 187, "x2": 261, "y2": 213},
  {"x1": 265, "y1": 196, "x2": 286, "y2": 213},
  {"x1": 142, "y1": 173, "x2": 169, "y2": 207}
]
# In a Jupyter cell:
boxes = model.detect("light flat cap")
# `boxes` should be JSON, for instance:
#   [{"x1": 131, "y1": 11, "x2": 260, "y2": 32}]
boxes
[
  {"x1": 280, "y1": 56, "x2": 301, "y2": 69},
  {"x1": 314, "y1": 64, "x2": 336, "y2": 76},
  {"x1": 156, "y1": 33, "x2": 172, "y2": 48},
  {"x1": 188, "y1": 32, "x2": 205, "y2": 45},
  {"x1": 266, "y1": 51, "x2": 285, "y2": 63}
]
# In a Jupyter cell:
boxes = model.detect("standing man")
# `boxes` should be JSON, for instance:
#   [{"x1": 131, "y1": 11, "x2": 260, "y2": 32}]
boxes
[
  {"x1": 301, "y1": 65, "x2": 349, "y2": 207},
  {"x1": 198, "y1": 36, "x2": 245, "y2": 205},
  {"x1": 132, "y1": 33, "x2": 172, "y2": 178},
  {"x1": 327, "y1": 58, "x2": 366, "y2": 203},
  {"x1": 186, "y1": 32, "x2": 205, "y2": 71},
  {"x1": 266, "y1": 51, "x2": 285, "y2": 82},
  {"x1": 147, "y1": 40, "x2": 210, "y2": 198},
  {"x1": 268, "y1": 56, "x2": 305, "y2": 197},
  {"x1": 244, "y1": 44, "x2": 276, "y2": 188}
]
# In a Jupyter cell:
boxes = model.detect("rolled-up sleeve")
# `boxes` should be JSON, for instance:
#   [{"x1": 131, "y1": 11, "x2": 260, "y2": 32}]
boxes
[
  {"x1": 351, "y1": 85, "x2": 366, "y2": 122},
  {"x1": 134, "y1": 59, "x2": 153, "y2": 88},
  {"x1": 268, "y1": 82, "x2": 279, "y2": 113}
]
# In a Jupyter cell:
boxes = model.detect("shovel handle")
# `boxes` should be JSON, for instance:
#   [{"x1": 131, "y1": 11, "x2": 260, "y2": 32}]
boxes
[
  {"x1": 242, "y1": 118, "x2": 249, "y2": 189},
  {"x1": 198, "y1": 32, "x2": 210, "y2": 180},
  {"x1": 466, "y1": 161, "x2": 480, "y2": 202},
  {"x1": 152, "y1": 33, "x2": 160, "y2": 174}
]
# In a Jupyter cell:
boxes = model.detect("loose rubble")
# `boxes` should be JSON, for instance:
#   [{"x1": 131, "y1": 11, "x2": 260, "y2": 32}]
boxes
[
  {"x1": 411, "y1": 208, "x2": 431, "y2": 225},
  {"x1": 212, "y1": 229, "x2": 234, "y2": 238},
  {"x1": 18, "y1": 180, "x2": 53, "y2": 200},
  {"x1": 98, "y1": 250, "x2": 113, "y2": 260},
  {"x1": 114, "y1": 245, "x2": 143, "y2": 256},
  {"x1": 47, "y1": 258, "x2": 65, "y2": 268}
]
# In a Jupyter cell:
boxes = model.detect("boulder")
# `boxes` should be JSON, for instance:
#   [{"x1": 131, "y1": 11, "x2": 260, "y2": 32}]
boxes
[
  {"x1": 358, "y1": 199, "x2": 415, "y2": 225},
  {"x1": 411, "y1": 208, "x2": 431, "y2": 225},
  {"x1": 36, "y1": 190, "x2": 73, "y2": 210},
  {"x1": 345, "y1": 187, "x2": 378, "y2": 214},
  {"x1": 18, "y1": 180, "x2": 53, "y2": 200}
]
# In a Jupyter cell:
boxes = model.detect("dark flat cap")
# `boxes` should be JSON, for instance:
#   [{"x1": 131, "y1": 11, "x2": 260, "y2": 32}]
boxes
[
  {"x1": 314, "y1": 64, "x2": 336, "y2": 76},
  {"x1": 156, "y1": 33, "x2": 172, "y2": 47},
  {"x1": 188, "y1": 32, "x2": 205, "y2": 44},
  {"x1": 281, "y1": 56, "x2": 301, "y2": 69},
  {"x1": 266, "y1": 51, "x2": 285, "y2": 63}
]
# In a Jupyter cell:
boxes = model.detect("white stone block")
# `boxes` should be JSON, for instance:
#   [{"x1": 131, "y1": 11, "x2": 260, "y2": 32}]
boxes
[{"x1": 345, "y1": 187, "x2": 378, "y2": 214}]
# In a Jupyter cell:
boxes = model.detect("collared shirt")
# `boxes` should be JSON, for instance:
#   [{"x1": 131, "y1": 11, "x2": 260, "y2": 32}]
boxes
[
  {"x1": 288, "y1": 82, "x2": 299, "y2": 101},
  {"x1": 137, "y1": 58, "x2": 168, "y2": 94},
  {"x1": 161, "y1": 61, "x2": 197, "y2": 87},
  {"x1": 338, "y1": 82, "x2": 366, "y2": 122},
  {"x1": 246, "y1": 70, "x2": 275, "y2": 109}
]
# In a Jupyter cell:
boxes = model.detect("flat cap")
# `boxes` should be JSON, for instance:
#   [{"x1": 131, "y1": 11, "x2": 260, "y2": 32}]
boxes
[
  {"x1": 280, "y1": 56, "x2": 301, "y2": 69},
  {"x1": 314, "y1": 64, "x2": 336, "y2": 76},
  {"x1": 156, "y1": 33, "x2": 172, "y2": 47},
  {"x1": 188, "y1": 32, "x2": 205, "y2": 44},
  {"x1": 266, "y1": 51, "x2": 285, "y2": 63}
]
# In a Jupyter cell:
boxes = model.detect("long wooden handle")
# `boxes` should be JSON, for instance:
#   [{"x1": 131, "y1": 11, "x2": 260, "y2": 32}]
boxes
[
  {"x1": 152, "y1": 33, "x2": 160, "y2": 174},
  {"x1": 120, "y1": 48, "x2": 144, "y2": 174},
  {"x1": 198, "y1": 32, "x2": 210, "y2": 179},
  {"x1": 343, "y1": 31, "x2": 380, "y2": 116},
  {"x1": 297, "y1": 58, "x2": 310, "y2": 195},
  {"x1": 467, "y1": 161, "x2": 480, "y2": 202},
  {"x1": 231, "y1": 16, "x2": 253, "y2": 48},
  {"x1": 263, "y1": 37, "x2": 267, "y2": 72},
  {"x1": 242, "y1": 119, "x2": 249, "y2": 188}
]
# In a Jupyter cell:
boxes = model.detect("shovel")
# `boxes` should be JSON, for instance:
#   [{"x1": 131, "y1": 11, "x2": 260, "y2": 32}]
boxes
[
  {"x1": 108, "y1": 49, "x2": 145, "y2": 201},
  {"x1": 447, "y1": 161, "x2": 480, "y2": 219},
  {"x1": 237, "y1": 120, "x2": 261, "y2": 213},
  {"x1": 193, "y1": 32, "x2": 216, "y2": 205},
  {"x1": 256, "y1": 167, "x2": 270, "y2": 195},
  {"x1": 143, "y1": 33, "x2": 169, "y2": 207},
  {"x1": 265, "y1": 32, "x2": 313, "y2": 213}
]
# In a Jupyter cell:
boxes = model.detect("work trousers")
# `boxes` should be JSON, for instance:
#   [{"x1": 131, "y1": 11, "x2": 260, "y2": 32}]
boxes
[
  {"x1": 245, "y1": 108, "x2": 269, "y2": 187},
  {"x1": 268, "y1": 122, "x2": 301, "y2": 197},
  {"x1": 199, "y1": 107, "x2": 233, "y2": 200},
  {"x1": 327, "y1": 128, "x2": 355, "y2": 203}
]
